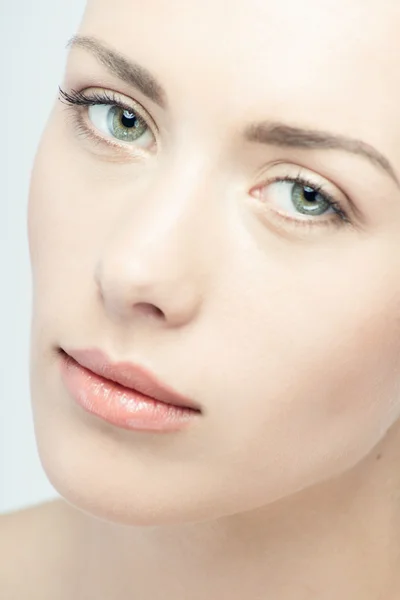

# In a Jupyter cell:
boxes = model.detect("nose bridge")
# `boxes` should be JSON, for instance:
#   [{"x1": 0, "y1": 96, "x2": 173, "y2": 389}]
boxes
[
  {"x1": 95, "y1": 157, "x2": 224, "y2": 324},
  {"x1": 137, "y1": 159, "x2": 212, "y2": 250},
  {"x1": 111, "y1": 156, "x2": 220, "y2": 268}
]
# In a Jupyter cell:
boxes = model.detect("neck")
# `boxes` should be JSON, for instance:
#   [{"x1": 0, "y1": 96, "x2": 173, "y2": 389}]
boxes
[{"x1": 72, "y1": 422, "x2": 400, "y2": 600}]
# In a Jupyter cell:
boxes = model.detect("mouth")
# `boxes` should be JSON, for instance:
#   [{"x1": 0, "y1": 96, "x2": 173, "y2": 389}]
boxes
[
  {"x1": 58, "y1": 347, "x2": 202, "y2": 433},
  {"x1": 58, "y1": 347, "x2": 201, "y2": 412}
]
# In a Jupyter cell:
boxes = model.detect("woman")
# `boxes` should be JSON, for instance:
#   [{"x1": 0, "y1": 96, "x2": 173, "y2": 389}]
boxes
[{"x1": 2, "y1": 0, "x2": 400, "y2": 597}]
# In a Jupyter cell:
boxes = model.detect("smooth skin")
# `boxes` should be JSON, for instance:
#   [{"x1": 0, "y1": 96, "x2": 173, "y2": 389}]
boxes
[{"x1": 2, "y1": 0, "x2": 400, "y2": 598}]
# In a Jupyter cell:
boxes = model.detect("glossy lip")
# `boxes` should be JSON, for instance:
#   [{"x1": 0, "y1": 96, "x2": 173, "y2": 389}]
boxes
[{"x1": 60, "y1": 347, "x2": 201, "y2": 412}]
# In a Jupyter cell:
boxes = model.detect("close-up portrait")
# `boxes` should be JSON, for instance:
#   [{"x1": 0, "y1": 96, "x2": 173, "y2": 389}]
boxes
[{"x1": 1, "y1": 1, "x2": 400, "y2": 598}]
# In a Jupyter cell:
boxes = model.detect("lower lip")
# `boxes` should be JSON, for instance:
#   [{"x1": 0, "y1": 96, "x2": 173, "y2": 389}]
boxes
[{"x1": 59, "y1": 352, "x2": 200, "y2": 432}]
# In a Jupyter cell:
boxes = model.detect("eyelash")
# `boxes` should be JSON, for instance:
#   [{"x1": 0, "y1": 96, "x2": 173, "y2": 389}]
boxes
[
  {"x1": 59, "y1": 86, "x2": 351, "y2": 230},
  {"x1": 58, "y1": 86, "x2": 155, "y2": 151}
]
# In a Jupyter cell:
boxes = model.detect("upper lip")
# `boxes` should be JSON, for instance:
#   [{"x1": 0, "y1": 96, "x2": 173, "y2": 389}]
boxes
[{"x1": 61, "y1": 347, "x2": 201, "y2": 412}]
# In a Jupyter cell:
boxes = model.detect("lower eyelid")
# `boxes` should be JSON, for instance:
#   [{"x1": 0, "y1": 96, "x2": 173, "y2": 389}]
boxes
[
  {"x1": 258, "y1": 201, "x2": 345, "y2": 232},
  {"x1": 66, "y1": 107, "x2": 152, "y2": 159},
  {"x1": 67, "y1": 102, "x2": 156, "y2": 158},
  {"x1": 249, "y1": 176, "x2": 353, "y2": 231}
]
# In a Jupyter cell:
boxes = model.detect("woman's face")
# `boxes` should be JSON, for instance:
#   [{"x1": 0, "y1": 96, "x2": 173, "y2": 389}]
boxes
[{"x1": 28, "y1": 0, "x2": 400, "y2": 525}]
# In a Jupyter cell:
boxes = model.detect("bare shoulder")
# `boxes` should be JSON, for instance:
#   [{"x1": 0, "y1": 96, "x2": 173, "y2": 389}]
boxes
[{"x1": 0, "y1": 499, "x2": 82, "y2": 599}]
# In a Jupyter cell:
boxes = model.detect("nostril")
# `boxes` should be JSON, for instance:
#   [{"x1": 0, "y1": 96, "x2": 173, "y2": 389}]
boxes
[{"x1": 133, "y1": 303, "x2": 164, "y2": 319}]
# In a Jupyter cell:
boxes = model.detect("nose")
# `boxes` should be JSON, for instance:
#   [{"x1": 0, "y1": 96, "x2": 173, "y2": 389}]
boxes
[{"x1": 94, "y1": 171, "x2": 218, "y2": 328}]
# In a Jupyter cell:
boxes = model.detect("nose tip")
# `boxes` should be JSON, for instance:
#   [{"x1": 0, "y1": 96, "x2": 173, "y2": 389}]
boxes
[
  {"x1": 96, "y1": 276, "x2": 166, "y2": 321},
  {"x1": 95, "y1": 259, "x2": 202, "y2": 327}
]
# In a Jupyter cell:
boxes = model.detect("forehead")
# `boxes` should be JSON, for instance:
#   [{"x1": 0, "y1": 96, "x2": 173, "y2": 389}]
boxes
[
  {"x1": 83, "y1": 0, "x2": 399, "y2": 72},
  {"x1": 79, "y1": 0, "x2": 400, "y2": 153}
]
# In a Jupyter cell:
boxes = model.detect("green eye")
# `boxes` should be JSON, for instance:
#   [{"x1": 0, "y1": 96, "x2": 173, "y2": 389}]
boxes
[
  {"x1": 107, "y1": 107, "x2": 148, "y2": 142},
  {"x1": 258, "y1": 175, "x2": 350, "y2": 227},
  {"x1": 292, "y1": 183, "x2": 331, "y2": 216},
  {"x1": 251, "y1": 168, "x2": 350, "y2": 229},
  {"x1": 87, "y1": 104, "x2": 155, "y2": 148}
]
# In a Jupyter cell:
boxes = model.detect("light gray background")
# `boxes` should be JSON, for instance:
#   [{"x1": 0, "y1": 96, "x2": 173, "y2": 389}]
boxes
[{"x1": 0, "y1": 0, "x2": 86, "y2": 514}]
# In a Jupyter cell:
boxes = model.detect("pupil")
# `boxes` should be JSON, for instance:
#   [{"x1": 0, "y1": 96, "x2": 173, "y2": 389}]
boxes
[
  {"x1": 121, "y1": 110, "x2": 138, "y2": 129},
  {"x1": 303, "y1": 186, "x2": 317, "y2": 203}
]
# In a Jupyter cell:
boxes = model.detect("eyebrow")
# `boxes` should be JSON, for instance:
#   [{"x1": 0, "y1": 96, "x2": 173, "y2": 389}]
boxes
[
  {"x1": 66, "y1": 35, "x2": 398, "y2": 186},
  {"x1": 244, "y1": 123, "x2": 399, "y2": 186},
  {"x1": 66, "y1": 35, "x2": 167, "y2": 108}
]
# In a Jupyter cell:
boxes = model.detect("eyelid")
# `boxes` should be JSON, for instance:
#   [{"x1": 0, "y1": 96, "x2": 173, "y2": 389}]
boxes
[
  {"x1": 247, "y1": 163, "x2": 361, "y2": 231},
  {"x1": 252, "y1": 163, "x2": 356, "y2": 213},
  {"x1": 252, "y1": 163, "x2": 345, "y2": 200},
  {"x1": 59, "y1": 86, "x2": 160, "y2": 153}
]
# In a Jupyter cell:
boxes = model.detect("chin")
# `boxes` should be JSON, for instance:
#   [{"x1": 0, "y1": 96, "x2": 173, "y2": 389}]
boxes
[
  {"x1": 34, "y1": 453, "x2": 245, "y2": 527},
  {"x1": 30, "y1": 403, "x2": 240, "y2": 527}
]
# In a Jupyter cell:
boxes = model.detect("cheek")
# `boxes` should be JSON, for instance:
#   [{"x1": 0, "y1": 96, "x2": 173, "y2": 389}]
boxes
[
  {"x1": 202, "y1": 240, "x2": 400, "y2": 489},
  {"x1": 28, "y1": 116, "x2": 99, "y2": 300},
  {"x1": 27, "y1": 117, "x2": 99, "y2": 366},
  {"x1": 28, "y1": 117, "x2": 71, "y2": 284}
]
